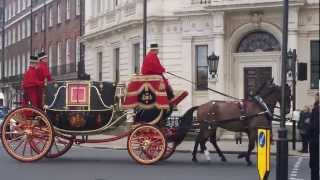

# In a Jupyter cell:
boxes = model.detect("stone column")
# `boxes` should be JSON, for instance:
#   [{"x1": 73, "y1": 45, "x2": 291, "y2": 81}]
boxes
[
  {"x1": 209, "y1": 12, "x2": 225, "y2": 100},
  {"x1": 288, "y1": 7, "x2": 299, "y2": 50},
  {"x1": 180, "y1": 36, "x2": 193, "y2": 112}
]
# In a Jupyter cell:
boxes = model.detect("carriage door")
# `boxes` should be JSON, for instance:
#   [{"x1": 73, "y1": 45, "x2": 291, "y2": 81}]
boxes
[{"x1": 244, "y1": 67, "x2": 272, "y2": 99}]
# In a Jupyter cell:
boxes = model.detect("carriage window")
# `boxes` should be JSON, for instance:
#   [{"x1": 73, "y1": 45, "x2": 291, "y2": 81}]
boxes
[
  {"x1": 310, "y1": 40, "x2": 319, "y2": 89},
  {"x1": 114, "y1": 48, "x2": 120, "y2": 83},
  {"x1": 133, "y1": 43, "x2": 140, "y2": 74},
  {"x1": 196, "y1": 45, "x2": 208, "y2": 90},
  {"x1": 97, "y1": 52, "x2": 103, "y2": 81}
]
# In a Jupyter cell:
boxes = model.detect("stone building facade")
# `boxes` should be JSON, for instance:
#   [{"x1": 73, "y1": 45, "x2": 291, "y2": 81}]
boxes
[
  {"x1": 0, "y1": 0, "x2": 83, "y2": 108},
  {"x1": 83, "y1": 0, "x2": 319, "y2": 113}
]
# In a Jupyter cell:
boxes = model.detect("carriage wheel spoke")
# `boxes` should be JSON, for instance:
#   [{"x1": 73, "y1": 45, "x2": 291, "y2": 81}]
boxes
[
  {"x1": 22, "y1": 140, "x2": 28, "y2": 156},
  {"x1": 7, "y1": 134, "x2": 25, "y2": 143},
  {"x1": 13, "y1": 137, "x2": 26, "y2": 151}
]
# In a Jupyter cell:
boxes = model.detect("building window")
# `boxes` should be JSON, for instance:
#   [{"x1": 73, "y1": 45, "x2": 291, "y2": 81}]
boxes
[
  {"x1": 97, "y1": 0, "x2": 102, "y2": 14},
  {"x1": 8, "y1": 29, "x2": 11, "y2": 45},
  {"x1": 76, "y1": 36, "x2": 80, "y2": 65},
  {"x1": 17, "y1": 24, "x2": 20, "y2": 42},
  {"x1": 114, "y1": 48, "x2": 120, "y2": 83},
  {"x1": 41, "y1": 13, "x2": 45, "y2": 31},
  {"x1": 133, "y1": 43, "x2": 140, "y2": 74},
  {"x1": 310, "y1": 40, "x2": 319, "y2": 89},
  {"x1": 76, "y1": 0, "x2": 81, "y2": 16},
  {"x1": 15, "y1": 57, "x2": 18, "y2": 75},
  {"x1": 13, "y1": 1, "x2": 16, "y2": 17},
  {"x1": 66, "y1": 0, "x2": 71, "y2": 20},
  {"x1": 195, "y1": 45, "x2": 208, "y2": 90},
  {"x1": 34, "y1": 15, "x2": 39, "y2": 33},
  {"x1": 57, "y1": 3, "x2": 61, "y2": 24},
  {"x1": 17, "y1": 55, "x2": 20, "y2": 75},
  {"x1": 237, "y1": 31, "x2": 281, "y2": 53},
  {"x1": 12, "y1": 28, "x2": 16, "y2": 44},
  {"x1": 97, "y1": 52, "x2": 103, "y2": 81},
  {"x1": 17, "y1": 0, "x2": 20, "y2": 13},
  {"x1": 26, "y1": 52, "x2": 29, "y2": 71},
  {"x1": 66, "y1": 39, "x2": 71, "y2": 65},
  {"x1": 20, "y1": 55, "x2": 23, "y2": 74},
  {"x1": 49, "y1": 7, "x2": 53, "y2": 27},
  {"x1": 57, "y1": 42, "x2": 62, "y2": 73},
  {"x1": 21, "y1": 20, "x2": 25, "y2": 39},
  {"x1": 27, "y1": 18, "x2": 31, "y2": 36},
  {"x1": 22, "y1": 0, "x2": 26, "y2": 10}
]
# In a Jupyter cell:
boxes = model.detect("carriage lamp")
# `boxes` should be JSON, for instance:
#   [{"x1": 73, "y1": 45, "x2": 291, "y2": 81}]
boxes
[
  {"x1": 115, "y1": 83, "x2": 126, "y2": 98},
  {"x1": 287, "y1": 49, "x2": 296, "y2": 71},
  {"x1": 207, "y1": 52, "x2": 219, "y2": 79},
  {"x1": 286, "y1": 49, "x2": 297, "y2": 79}
]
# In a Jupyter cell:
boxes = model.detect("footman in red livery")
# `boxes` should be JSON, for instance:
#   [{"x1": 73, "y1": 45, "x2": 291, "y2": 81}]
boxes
[
  {"x1": 37, "y1": 52, "x2": 53, "y2": 106},
  {"x1": 22, "y1": 56, "x2": 42, "y2": 108}
]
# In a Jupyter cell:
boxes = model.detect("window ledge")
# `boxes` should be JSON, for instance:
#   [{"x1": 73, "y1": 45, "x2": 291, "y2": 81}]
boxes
[{"x1": 307, "y1": 89, "x2": 319, "y2": 96}]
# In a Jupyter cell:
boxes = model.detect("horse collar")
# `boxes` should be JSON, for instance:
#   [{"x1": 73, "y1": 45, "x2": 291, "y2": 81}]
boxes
[{"x1": 254, "y1": 96, "x2": 272, "y2": 117}]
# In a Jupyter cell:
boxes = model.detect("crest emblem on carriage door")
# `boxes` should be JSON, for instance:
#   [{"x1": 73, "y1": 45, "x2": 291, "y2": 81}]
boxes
[
  {"x1": 67, "y1": 83, "x2": 90, "y2": 107},
  {"x1": 138, "y1": 86, "x2": 156, "y2": 105}
]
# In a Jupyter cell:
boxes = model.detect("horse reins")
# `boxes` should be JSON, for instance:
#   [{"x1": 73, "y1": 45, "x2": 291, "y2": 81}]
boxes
[
  {"x1": 167, "y1": 72, "x2": 281, "y2": 124},
  {"x1": 166, "y1": 72, "x2": 240, "y2": 100}
]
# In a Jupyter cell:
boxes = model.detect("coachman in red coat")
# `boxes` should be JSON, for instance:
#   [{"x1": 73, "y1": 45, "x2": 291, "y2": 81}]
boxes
[
  {"x1": 22, "y1": 56, "x2": 42, "y2": 108},
  {"x1": 141, "y1": 44, "x2": 174, "y2": 99},
  {"x1": 37, "y1": 52, "x2": 53, "y2": 107}
]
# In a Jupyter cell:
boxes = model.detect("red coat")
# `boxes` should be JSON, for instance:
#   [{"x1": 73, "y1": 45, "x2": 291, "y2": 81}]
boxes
[
  {"x1": 22, "y1": 66, "x2": 42, "y2": 108},
  {"x1": 141, "y1": 51, "x2": 165, "y2": 75},
  {"x1": 37, "y1": 60, "x2": 52, "y2": 85},
  {"x1": 22, "y1": 66, "x2": 41, "y2": 88},
  {"x1": 141, "y1": 51, "x2": 170, "y2": 89}
]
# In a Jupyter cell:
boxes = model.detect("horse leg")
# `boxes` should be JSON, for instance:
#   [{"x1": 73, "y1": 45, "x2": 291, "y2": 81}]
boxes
[
  {"x1": 238, "y1": 131, "x2": 249, "y2": 159},
  {"x1": 199, "y1": 141, "x2": 211, "y2": 161},
  {"x1": 244, "y1": 131, "x2": 256, "y2": 166},
  {"x1": 192, "y1": 134, "x2": 201, "y2": 162},
  {"x1": 209, "y1": 127, "x2": 227, "y2": 162}
]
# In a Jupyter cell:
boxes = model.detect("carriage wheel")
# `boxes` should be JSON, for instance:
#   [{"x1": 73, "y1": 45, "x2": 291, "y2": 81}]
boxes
[
  {"x1": 45, "y1": 133, "x2": 74, "y2": 158},
  {"x1": 127, "y1": 125, "x2": 167, "y2": 165},
  {"x1": 1, "y1": 107, "x2": 54, "y2": 162},
  {"x1": 161, "y1": 128, "x2": 177, "y2": 160},
  {"x1": 162, "y1": 141, "x2": 176, "y2": 160}
]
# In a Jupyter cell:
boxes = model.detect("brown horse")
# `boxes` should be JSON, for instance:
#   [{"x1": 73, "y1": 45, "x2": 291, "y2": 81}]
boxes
[{"x1": 176, "y1": 80, "x2": 291, "y2": 166}]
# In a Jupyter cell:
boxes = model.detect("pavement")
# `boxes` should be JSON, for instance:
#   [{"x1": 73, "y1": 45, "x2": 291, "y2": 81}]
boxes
[{"x1": 78, "y1": 133, "x2": 309, "y2": 157}]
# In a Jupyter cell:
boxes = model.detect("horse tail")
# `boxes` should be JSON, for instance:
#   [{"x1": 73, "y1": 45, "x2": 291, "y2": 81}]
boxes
[{"x1": 174, "y1": 106, "x2": 199, "y2": 146}]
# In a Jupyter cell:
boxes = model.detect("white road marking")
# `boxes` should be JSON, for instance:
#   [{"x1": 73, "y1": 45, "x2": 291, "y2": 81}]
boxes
[{"x1": 289, "y1": 157, "x2": 305, "y2": 180}]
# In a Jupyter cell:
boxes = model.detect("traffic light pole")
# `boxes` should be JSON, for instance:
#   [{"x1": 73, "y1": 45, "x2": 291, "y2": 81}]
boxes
[{"x1": 276, "y1": 0, "x2": 289, "y2": 180}]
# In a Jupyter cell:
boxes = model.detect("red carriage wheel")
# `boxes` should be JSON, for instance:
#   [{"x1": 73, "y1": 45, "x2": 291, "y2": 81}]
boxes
[
  {"x1": 44, "y1": 133, "x2": 74, "y2": 158},
  {"x1": 127, "y1": 125, "x2": 167, "y2": 165},
  {"x1": 162, "y1": 141, "x2": 176, "y2": 160},
  {"x1": 161, "y1": 127, "x2": 176, "y2": 160},
  {"x1": 0, "y1": 107, "x2": 54, "y2": 162}
]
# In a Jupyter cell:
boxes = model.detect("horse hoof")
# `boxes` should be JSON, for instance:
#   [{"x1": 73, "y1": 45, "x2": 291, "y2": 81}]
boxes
[
  {"x1": 221, "y1": 157, "x2": 227, "y2": 162},
  {"x1": 192, "y1": 158, "x2": 198, "y2": 163},
  {"x1": 246, "y1": 161, "x2": 252, "y2": 166}
]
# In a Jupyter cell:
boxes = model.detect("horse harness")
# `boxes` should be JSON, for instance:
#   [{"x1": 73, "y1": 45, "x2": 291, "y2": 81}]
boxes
[{"x1": 204, "y1": 96, "x2": 272, "y2": 127}]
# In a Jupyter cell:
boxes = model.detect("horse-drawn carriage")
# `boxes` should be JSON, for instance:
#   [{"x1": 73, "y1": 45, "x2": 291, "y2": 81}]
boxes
[{"x1": 0, "y1": 75, "x2": 188, "y2": 165}]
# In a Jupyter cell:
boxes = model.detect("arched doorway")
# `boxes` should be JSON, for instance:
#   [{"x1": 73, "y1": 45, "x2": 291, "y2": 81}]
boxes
[{"x1": 232, "y1": 30, "x2": 281, "y2": 99}]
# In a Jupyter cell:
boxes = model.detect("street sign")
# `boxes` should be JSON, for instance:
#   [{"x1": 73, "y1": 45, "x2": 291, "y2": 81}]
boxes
[{"x1": 257, "y1": 128, "x2": 271, "y2": 180}]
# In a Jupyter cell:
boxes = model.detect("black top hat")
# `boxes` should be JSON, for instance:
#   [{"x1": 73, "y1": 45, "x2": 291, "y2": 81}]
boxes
[
  {"x1": 150, "y1": 43, "x2": 159, "y2": 50},
  {"x1": 38, "y1": 52, "x2": 47, "y2": 60},
  {"x1": 29, "y1": 55, "x2": 38, "y2": 63}
]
